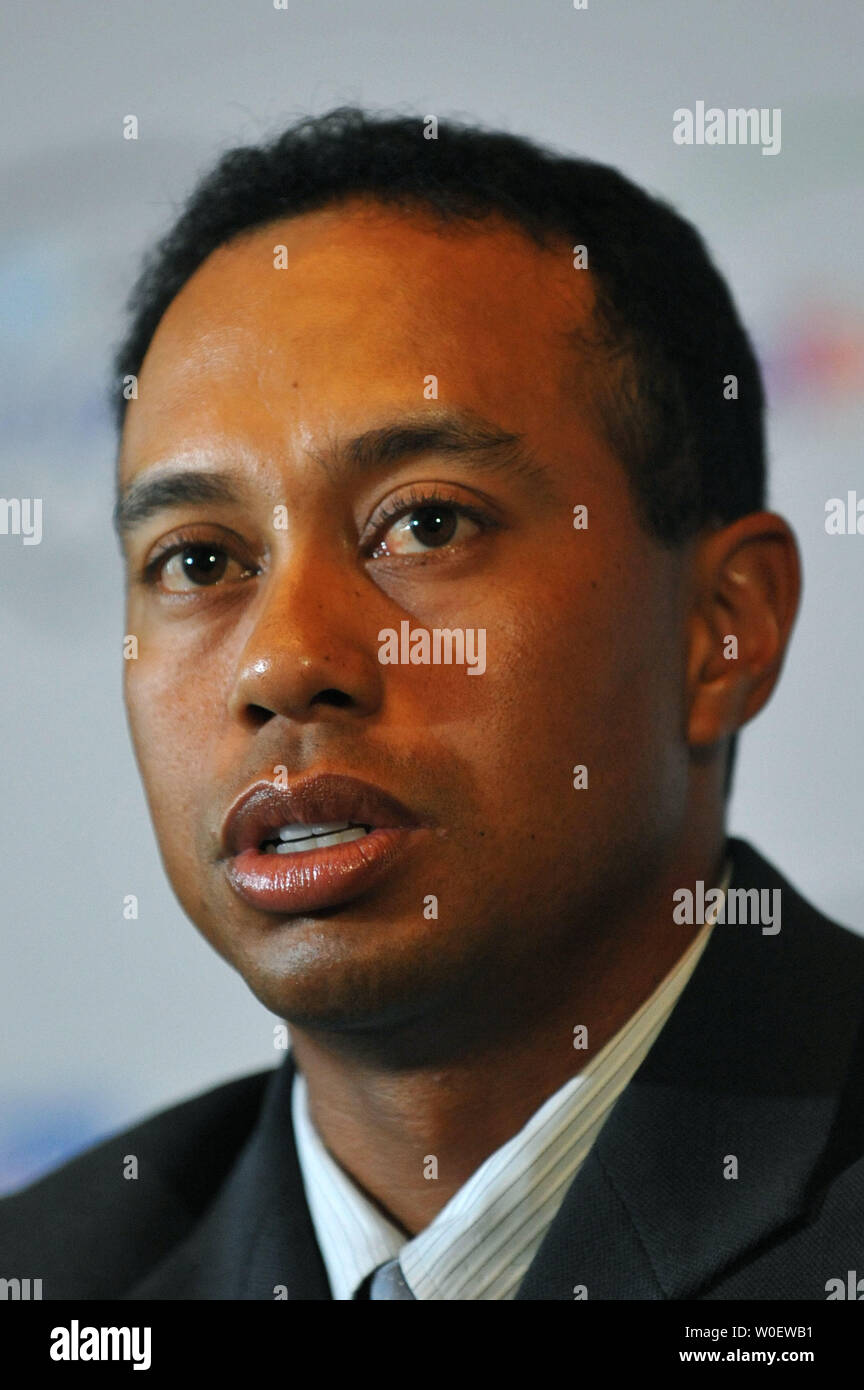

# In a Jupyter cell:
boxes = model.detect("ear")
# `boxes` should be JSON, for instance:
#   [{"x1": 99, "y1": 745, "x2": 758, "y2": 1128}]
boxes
[{"x1": 685, "y1": 512, "x2": 801, "y2": 749}]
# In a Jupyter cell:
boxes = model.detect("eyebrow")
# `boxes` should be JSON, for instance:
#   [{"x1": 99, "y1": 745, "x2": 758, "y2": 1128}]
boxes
[
  {"x1": 113, "y1": 410, "x2": 554, "y2": 540},
  {"x1": 113, "y1": 469, "x2": 243, "y2": 540}
]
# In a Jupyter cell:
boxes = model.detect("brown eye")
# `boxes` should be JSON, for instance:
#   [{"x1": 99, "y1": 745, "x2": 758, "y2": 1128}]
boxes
[
  {"x1": 374, "y1": 503, "x2": 480, "y2": 557},
  {"x1": 155, "y1": 543, "x2": 250, "y2": 592},
  {"x1": 405, "y1": 505, "x2": 459, "y2": 548}
]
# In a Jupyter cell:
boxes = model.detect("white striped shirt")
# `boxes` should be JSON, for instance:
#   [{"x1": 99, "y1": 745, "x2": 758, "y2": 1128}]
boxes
[{"x1": 291, "y1": 867, "x2": 729, "y2": 1299}]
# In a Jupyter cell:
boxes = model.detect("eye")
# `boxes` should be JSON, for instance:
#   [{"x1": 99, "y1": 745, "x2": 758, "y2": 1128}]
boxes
[
  {"x1": 367, "y1": 493, "x2": 494, "y2": 559},
  {"x1": 145, "y1": 539, "x2": 256, "y2": 593}
]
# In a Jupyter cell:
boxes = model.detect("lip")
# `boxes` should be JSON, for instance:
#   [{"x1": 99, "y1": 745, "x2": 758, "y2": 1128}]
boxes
[{"x1": 221, "y1": 773, "x2": 428, "y2": 915}]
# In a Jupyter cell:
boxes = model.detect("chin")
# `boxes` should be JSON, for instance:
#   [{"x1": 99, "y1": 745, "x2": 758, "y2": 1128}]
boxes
[{"x1": 232, "y1": 921, "x2": 474, "y2": 1036}]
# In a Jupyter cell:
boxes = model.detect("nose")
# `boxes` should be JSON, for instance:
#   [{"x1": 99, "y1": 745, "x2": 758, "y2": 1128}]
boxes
[{"x1": 226, "y1": 544, "x2": 385, "y2": 728}]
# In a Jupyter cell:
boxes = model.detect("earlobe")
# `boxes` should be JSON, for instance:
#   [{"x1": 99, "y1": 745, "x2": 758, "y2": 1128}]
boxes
[{"x1": 686, "y1": 512, "x2": 801, "y2": 750}]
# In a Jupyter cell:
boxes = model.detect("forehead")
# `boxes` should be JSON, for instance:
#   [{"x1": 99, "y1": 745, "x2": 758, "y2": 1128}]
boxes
[{"x1": 119, "y1": 199, "x2": 602, "y2": 478}]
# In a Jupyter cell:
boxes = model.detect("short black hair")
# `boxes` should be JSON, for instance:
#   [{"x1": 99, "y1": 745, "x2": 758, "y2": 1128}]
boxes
[
  {"x1": 111, "y1": 104, "x2": 766, "y2": 545},
  {"x1": 111, "y1": 104, "x2": 762, "y2": 787}
]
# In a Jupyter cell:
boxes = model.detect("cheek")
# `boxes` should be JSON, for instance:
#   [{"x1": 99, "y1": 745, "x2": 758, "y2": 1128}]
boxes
[
  {"x1": 460, "y1": 568, "x2": 683, "y2": 819},
  {"x1": 124, "y1": 644, "x2": 225, "y2": 845}
]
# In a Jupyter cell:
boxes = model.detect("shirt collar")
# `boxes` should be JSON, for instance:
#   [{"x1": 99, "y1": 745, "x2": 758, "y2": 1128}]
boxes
[{"x1": 292, "y1": 858, "x2": 731, "y2": 1299}]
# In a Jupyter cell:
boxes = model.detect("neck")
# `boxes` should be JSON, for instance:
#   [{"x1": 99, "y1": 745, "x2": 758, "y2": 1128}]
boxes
[{"x1": 289, "y1": 832, "x2": 727, "y2": 1234}]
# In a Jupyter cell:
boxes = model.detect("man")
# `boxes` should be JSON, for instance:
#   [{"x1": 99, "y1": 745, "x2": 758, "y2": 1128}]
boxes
[{"x1": 3, "y1": 106, "x2": 863, "y2": 1300}]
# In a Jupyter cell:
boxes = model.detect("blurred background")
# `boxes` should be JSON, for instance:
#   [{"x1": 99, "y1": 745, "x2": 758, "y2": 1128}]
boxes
[{"x1": 1, "y1": 0, "x2": 862, "y2": 1193}]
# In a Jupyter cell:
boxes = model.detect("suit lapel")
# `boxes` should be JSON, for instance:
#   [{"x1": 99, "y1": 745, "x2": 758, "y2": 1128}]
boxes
[
  {"x1": 123, "y1": 840, "x2": 863, "y2": 1301},
  {"x1": 125, "y1": 1054, "x2": 331, "y2": 1300},
  {"x1": 517, "y1": 839, "x2": 864, "y2": 1299}
]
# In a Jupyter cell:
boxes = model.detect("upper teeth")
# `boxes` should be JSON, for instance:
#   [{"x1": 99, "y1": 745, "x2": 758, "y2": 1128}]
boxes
[{"x1": 261, "y1": 821, "x2": 371, "y2": 854}]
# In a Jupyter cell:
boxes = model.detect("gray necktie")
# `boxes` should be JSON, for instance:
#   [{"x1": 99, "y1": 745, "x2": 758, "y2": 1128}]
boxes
[{"x1": 357, "y1": 1258, "x2": 416, "y2": 1299}]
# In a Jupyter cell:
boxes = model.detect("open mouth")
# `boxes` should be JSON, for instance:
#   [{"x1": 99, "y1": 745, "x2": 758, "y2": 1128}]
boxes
[
  {"x1": 221, "y1": 773, "x2": 429, "y2": 914},
  {"x1": 258, "y1": 821, "x2": 374, "y2": 855}
]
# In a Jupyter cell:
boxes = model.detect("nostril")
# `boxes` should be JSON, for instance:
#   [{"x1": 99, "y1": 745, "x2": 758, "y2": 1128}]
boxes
[{"x1": 310, "y1": 688, "x2": 353, "y2": 708}]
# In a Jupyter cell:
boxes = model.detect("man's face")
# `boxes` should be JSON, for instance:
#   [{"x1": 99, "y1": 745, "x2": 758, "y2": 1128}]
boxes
[{"x1": 118, "y1": 201, "x2": 690, "y2": 1037}]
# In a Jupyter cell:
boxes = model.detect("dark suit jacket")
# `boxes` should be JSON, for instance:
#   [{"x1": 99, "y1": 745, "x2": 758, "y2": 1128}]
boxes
[{"x1": 3, "y1": 838, "x2": 864, "y2": 1300}]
